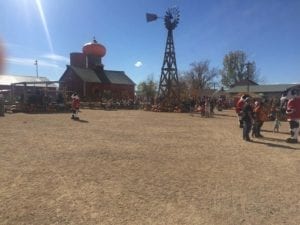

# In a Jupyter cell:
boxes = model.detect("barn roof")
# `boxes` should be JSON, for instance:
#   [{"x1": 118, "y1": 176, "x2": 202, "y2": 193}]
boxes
[
  {"x1": 104, "y1": 70, "x2": 135, "y2": 85},
  {"x1": 69, "y1": 66, "x2": 102, "y2": 83},
  {"x1": 66, "y1": 66, "x2": 135, "y2": 85}
]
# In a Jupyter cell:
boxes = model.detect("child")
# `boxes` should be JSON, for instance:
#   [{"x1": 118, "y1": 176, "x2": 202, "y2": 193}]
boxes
[
  {"x1": 273, "y1": 116, "x2": 281, "y2": 133},
  {"x1": 71, "y1": 93, "x2": 80, "y2": 120}
]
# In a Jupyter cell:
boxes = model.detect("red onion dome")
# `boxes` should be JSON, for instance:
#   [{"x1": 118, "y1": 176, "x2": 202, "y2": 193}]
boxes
[{"x1": 82, "y1": 38, "x2": 106, "y2": 57}]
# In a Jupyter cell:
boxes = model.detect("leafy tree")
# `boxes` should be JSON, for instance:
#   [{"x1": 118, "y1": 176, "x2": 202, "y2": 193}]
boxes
[
  {"x1": 136, "y1": 75, "x2": 158, "y2": 102},
  {"x1": 221, "y1": 50, "x2": 258, "y2": 88},
  {"x1": 180, "y1": 60, "x2": 219, "y2": 97}
]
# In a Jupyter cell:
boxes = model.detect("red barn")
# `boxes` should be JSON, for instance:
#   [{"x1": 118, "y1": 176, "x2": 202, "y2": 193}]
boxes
[{"x1": 59, "y1": 38, "x2": 135, "y2": 101}]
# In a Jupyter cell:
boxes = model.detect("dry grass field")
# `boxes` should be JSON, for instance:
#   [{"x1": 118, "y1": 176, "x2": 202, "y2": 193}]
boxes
[{"x1": 0, "y1": 109, "x2": 299, "y2": 225}]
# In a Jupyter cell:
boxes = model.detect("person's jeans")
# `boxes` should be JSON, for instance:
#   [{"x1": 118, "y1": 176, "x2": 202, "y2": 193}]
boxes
[
  {"x1": 243, "y1": 120, "x2": 252, "y2": 140},
  {"x1": 252, "y1": 121, "x2": 263, "y2": 137}
]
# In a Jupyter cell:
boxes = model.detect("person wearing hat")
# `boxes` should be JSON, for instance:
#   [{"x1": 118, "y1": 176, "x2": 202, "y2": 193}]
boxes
[{"x1": 241, "y1": 97, "x2": 253, "y2": 141}]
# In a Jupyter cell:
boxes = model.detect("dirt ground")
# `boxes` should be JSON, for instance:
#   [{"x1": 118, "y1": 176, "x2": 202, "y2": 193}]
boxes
[{"x1": 0, "y1": 109, "x2": 299, "y2": 225}]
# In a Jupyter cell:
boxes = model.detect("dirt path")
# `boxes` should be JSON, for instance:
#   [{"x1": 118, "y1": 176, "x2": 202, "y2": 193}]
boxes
[{"x1": 0, "y1": 109, "x2": 299, "y2": 225}]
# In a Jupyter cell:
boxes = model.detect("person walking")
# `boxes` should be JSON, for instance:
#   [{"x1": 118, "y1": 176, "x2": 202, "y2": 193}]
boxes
[
  {"x1": 273, "y1": 115, "x2": 281, "y2": 133},
  {"x1": 71, "y1": 93, "x2": 80, "y2": 120},
  {"x1": 252, "y1": 101, "x2": 267, "y2": 138},
  {"x1": 242, "y1": 97, "x2": 253, "y2": 141}
]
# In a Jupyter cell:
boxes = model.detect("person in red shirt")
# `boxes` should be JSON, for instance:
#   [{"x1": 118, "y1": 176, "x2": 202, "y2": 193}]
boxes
[
  {"x1": 252, "y1": 101, "x2": 267, "y2": 138},
  {"x1": 71, "y1": 93, "x2": 80, "y2": 120},
  {"x1": 281, "y1": 89, "x2": 300, "y2": 143}
]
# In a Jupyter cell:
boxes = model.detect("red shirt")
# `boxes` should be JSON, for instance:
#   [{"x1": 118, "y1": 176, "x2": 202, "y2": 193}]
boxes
[
  {"x1": 236, "y1": 99, "x2": 244, "y2": 114},
  {"x1": 286, "y1": 97, "x2": 300, "y2": 120},
  {"x1": 72, "y1": 98, "x2": 80, "y2": 110}
]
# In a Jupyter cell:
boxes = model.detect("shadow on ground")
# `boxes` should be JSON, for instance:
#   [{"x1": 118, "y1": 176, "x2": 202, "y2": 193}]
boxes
[
  {"x1": 261, "y1": 129, "x2": 290, "y2": 135},
  {"x1": 73, "y1": 119, "x2": 89, "y2": 123},
  {"x1": 251, "y1": 139, "x2": 300, "y2": 150}
]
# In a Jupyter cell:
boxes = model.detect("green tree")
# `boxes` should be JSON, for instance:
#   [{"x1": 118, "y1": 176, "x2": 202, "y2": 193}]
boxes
[
  {"x1": 136, "y1": 75, "x2": 158, "y2": 102},
  {"x1": 221, "y1": 50, "x2": 258, "y2": 88}
]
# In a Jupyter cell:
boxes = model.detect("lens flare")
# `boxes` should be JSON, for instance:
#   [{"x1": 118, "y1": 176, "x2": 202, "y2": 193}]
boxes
[
  {"x1": 35, "y1": 0, "x2": 54, "y2": 54},
  {"x1": 0, "y1": 38, "x2": 5, "y2": 74}
]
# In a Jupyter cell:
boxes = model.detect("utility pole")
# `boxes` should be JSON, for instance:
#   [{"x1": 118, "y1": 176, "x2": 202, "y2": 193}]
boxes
[
  {"x1": 34, "y1": 60, "x2": 39, "y2": 78},
  {"x1": 245, "y1": 62, "x2": 251, "y2": 94}
]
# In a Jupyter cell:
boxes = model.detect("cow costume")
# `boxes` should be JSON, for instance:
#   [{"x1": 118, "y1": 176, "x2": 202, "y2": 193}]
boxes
[{"x1": 281, "y1": 89, "x2": 300, "y2": 143}]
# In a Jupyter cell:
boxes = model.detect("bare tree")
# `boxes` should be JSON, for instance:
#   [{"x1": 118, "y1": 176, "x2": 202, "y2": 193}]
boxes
[{"x1": 180, "y1": 60, "x2": 219, "y2": 97}]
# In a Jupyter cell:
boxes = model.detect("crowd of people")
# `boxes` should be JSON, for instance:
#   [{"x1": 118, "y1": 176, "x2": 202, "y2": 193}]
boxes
[
  {"x1": 1, "y1": 87, "x2": 298, "y2": 146},
  {"x1": 67, "y1": 90, "x2": 300, "y2": 143},
  {"x1": 235, "y1": 91, "x2": 299, "y2": 143},
  {"x1": 188, "y1": 95, "x2": 231, "y2": 117}
]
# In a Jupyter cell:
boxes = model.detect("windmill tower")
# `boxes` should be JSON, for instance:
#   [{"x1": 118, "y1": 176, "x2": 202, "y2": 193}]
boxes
[{"x1": 146, "y1": 7, "x2": 180, "y2": 110}]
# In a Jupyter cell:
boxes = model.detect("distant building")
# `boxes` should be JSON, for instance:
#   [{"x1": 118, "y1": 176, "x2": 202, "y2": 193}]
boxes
[
  {"x1": 0, "y1": 75, "x2": 53, "y2": 90},
  {"x1": 226, "y1": 80, "x2": 300, "y2": 99},
  {"x1": 230, "y1": 79, "x2": 258, "y2": 88},
  {"x1": 0, "y1": 75, "x2": 57, "y2": 100},
  {"x1": 59, "y1": 38, "x2": 135, "y2": 101}
]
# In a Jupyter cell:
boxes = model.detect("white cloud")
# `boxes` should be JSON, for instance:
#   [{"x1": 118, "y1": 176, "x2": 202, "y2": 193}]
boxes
[
  {"x1": 42, "y1": 53, "x2": 69, "y2": 63},
  {"x1": 134, "y1": 61, "x2": 143, "y2": 68}
]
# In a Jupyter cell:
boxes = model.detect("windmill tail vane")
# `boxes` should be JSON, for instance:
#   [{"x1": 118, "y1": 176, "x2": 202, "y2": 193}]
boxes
[{"x1": 146, "y1": 13, "x2": 158, "y2": 22}]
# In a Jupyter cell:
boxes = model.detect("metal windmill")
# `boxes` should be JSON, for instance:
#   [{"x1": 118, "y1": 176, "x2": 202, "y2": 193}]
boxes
[{"x1": 146, "y1": 7, "x2": 180, "y2": 109}]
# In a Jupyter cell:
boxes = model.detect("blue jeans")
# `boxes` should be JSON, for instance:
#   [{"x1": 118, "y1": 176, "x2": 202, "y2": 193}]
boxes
[{"x1": 243, "y1": 120, "x2": 252, "y2": 140}]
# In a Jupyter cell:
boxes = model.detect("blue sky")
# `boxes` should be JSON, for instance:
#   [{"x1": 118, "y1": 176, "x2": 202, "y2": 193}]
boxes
[{"x1": 1, "y1": 0, "x2": 300, "y2": 86}]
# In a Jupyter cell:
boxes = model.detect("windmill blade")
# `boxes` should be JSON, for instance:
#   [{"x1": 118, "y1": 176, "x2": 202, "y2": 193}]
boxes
[{"x1": 146, "y1": 13, "x2": 158, "y2": 22}]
